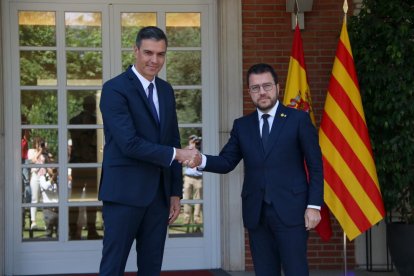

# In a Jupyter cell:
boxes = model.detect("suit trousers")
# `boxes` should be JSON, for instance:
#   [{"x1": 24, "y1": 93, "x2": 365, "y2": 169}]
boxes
[
  {"x1": 99, "y1": 181, "x2": 169, "y2": 276},
  {"x1": 248, "y1": 202, "x2": 309, "y2": 276}
]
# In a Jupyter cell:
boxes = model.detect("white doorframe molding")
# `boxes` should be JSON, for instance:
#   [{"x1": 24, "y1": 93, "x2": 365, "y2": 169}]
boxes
[
  {"x1": 0, "y1": 1, "x2": 6, "y2": 273},
  {"x1": 217, "y1": 0, "x2": 244, "y2": 271}
]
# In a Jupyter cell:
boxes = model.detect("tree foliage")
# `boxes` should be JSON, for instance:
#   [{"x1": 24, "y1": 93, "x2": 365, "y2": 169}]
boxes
[{"x1": 348, "y1": 0, "x2": 414, "y2": 223}]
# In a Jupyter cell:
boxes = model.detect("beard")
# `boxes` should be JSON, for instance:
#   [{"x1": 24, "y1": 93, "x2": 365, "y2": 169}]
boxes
[{"x1": 254, "y1": 95, "x2": 277, "y2": 112}]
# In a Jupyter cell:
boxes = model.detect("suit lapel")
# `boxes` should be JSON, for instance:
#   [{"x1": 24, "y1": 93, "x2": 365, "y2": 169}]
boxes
[
  {"x1": 155, "y1": 78, "x2": 166, "y2": 135},
  {"x1": 264, "y1": 104, "x2": 289, "y2": 158},
  {"x1": 246, "y1": 111, "x2": 265, "y2": 156},
  {"x1": 126, "y1": 67, "x2": 160, "y2": 127}
]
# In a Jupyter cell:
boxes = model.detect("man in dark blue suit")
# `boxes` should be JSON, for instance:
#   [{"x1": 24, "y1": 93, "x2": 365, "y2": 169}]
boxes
[
  {"x1": 198, "y1": 63, "x2": 324, "y2": 276},
  {"x1": 98, "y1": 26, "x2": 199, "y2": 276}
]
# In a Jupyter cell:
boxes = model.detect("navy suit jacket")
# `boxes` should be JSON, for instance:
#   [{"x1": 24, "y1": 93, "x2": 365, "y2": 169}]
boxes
[
  {"x1": 99, "y1": 66, "x2": 182, "y2": 207},
  {"x1": 205, "y1": 104, "x2": 323, "y2": 229}
]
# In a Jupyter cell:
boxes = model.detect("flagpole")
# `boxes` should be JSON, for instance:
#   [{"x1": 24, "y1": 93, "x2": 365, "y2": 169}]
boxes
[
  {"x1": 343, "y1": 232, "x2": 347, "y2": 276},
  {"x1": 295, "y1": 0, "x2": 299, "y2": 25}
]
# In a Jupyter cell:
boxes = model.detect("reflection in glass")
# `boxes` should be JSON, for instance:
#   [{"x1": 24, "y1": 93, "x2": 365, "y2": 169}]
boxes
[
  {"x1": 183, "y1": 175, "x2": 203, "y2": 221},
  {"x1": 21, "y1": 90, "x2": 58, "y2": 125},
  {"x1": 22, "y1": 166, "x2": 59, "y2": 204},
  {"x1": 167, "y1": 51, "x2": 201, "y2": 85},
  {"x1": 25, "y1": 137, "x2": 58, "y2": 231},
  {"x1": 121, "y1": 13, "x2": 156, "y2": 48},
  {"x1": 65, "y1": 12, "x2": 102, "y2": 47},
  {"x1": 20, "y1": 50, "x2": 57, "y2": 86},
  {"x1": 67, "y1": 91, "x2": 102, "y2": 124},
  {"x1": 68, "y1": 168, "x2": 100, "y2": 201},
  {"x1": 122, "y1": 50, "x2": 134, "y2": 71},
  {"x1": 175, "y1": 90, "x2": 202, "y2": 124},
  {"x1": 19, "y1": 11, "x2": 56, "y2": 47},
  {"x1": 22, "y1": 129, "x2": 58, "y2": 163},
  {"x1": 66, "y1": 51, "x2": 102, "y2": 86},
  {"x1": 67, "y1": 129, "x2": 103, "y2": 164},
  {"x1": 68, "y1": 128, "x2": 102, "y2": 164},
  {"x1": 168, "y1": 204, "x2": 203, "y2": 237},
  {"x1": 179, "y1": 128, "x2": 202, "y2": 149},
  {"x1": 68, "y1": 206, "x2": 103, "y2": 240},
  {"x1": 22, "y1": 207, "x2": 59, "y2": 241},
  {"x1": 166, "y1": 13, "x2": 201, "y2": 47}
]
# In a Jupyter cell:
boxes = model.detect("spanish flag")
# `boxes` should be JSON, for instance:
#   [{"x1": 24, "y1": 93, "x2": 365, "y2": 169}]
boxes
[
  {"x1": 284, "y1": 23, "x2": 332, "y2": 242},
  {"x1": 319, "y1": 16, "x2": 385, "y2": 240}
]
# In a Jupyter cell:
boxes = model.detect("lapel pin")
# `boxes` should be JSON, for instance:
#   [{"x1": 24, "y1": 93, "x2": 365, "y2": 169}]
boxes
[{"x1": 280, "y1": 113, "x2": 287, "y2": 117}]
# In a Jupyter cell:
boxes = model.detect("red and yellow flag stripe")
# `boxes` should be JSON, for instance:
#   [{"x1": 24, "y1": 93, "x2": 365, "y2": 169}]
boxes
[{"x1": 319, "y1": 19, "x2": 385, "y2": 241}]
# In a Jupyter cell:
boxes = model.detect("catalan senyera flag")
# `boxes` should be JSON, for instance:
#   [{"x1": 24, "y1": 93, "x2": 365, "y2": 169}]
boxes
[
  {"x1": 319, "y1": 18, "x2": 385, "y2": 241},
  {"x1": 284, "y1": 23, "x2": 333, "y2": 242}
]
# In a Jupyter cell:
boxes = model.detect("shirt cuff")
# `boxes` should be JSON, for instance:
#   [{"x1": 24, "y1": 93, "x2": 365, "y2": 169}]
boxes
[
  {"x1": 197, "y1": 154, "x2": 207, "y2": 170},
  {"x1": 307, "y1": 205, "x2": 321, "y2": 210},
  {"x1": 170, "y1": 147, "x2": 176, "y2": 165}
]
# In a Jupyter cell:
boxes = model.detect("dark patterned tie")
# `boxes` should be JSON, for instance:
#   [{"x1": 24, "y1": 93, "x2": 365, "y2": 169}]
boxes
[
  {"x1": 261, "y1": 113, "x2": 270, "y2": 149},
  {"x1": 147, "y1": 83, "x2": 159, "y2": 124}
]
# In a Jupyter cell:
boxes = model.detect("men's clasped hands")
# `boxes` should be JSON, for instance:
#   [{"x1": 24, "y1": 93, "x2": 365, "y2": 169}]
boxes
[{"x1": 175, "y1": 147, "x2": 202, "y2": 168}]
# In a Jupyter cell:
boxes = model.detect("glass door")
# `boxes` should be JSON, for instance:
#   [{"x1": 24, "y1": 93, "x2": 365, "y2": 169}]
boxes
[
  {"x1": 6, "y1": 1, "x2": 218, "y2": 275},
  {"x1": 19, "y1": 9, "x2": 105, "y2": 243},
  {"x1": 8, "y1": 3, "x2": 110, "y2": 275}
]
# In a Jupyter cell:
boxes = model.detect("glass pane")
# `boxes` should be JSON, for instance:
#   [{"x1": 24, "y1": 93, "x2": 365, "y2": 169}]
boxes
[
  {"x1": 166, "y1": 51, "x2": 201, "y2": 85},
  {"x1": 66, "y1": 51, "x2": 102, "y2": 86},
  {"x1": 68, "y1": 129, "x2": 103, "y2": 163},
  {"x1": 179, "y1": 128, "x2": 202, "y2": 149},
  {"x1": 175, "y1": 89, "x2": 201, "y2": 124},
  {"x1": 68, "y1": 168, "x2": 100, "y2": 201},
  {"x1": 22, "y1": 207, "x2": 59, "y2": 241},
  {"x1": 166, "y1": 13, "x2": 201, "y2": 47},
  {"x1": 20, "y1": 50, "x2": 57, "y2": 86},
  {"x1": 67, "y1": 91, "x2": 102, "y2": 125},
  {"x1": 122, "y1": 50, "x2": 134, "y2": 71},
  {"x1": 121, "y1": 13, "x2": 156, "y2": 48},
  {"x1": 21, "y1": 90, "x2": 58, "y2": 125},
  {"x1": 19, "y1": 11, "x2": 56, "y2": 47},
  {"x1": 169, "y1": 204, "x2": 203, "y2": 237},
  {"x1": 68, "y1": 206, "x2": 103, "y2": 240},
  {"x1": 23, "y1": 129, "x2": 59, "y2": 163},
  {"x1": 65, "y1": 12, "x2": 102, "y2": 47},
  {"x1": 22, "y1": 167, "x2": 59, "y2": 204}
]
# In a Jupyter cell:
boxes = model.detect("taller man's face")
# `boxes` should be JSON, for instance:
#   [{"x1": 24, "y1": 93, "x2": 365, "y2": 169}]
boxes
[
  {"x1": 134, "y1": 38, "x2": 167, "y2": 81},
  {"x1": 248, "y1": 72, "x2": 279, "y2": 113}
]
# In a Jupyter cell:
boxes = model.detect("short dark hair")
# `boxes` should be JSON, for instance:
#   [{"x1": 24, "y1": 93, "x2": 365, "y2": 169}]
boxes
[
  {"x1": 135, "y1": 26, "x2": 168, "y2": 48},
  {"x1": 246, "y1": 63, "x2": 278, "y2": 87}
]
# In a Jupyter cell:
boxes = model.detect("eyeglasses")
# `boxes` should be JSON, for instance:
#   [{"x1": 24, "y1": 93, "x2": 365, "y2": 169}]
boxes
[{"x1": 249, "y1": 83, "x2": 275, "y2": 94}]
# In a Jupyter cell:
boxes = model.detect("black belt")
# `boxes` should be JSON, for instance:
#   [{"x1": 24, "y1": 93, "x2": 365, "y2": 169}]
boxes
[{"x1": 185, "y1": 175, "x2": 202, "y2": 179}]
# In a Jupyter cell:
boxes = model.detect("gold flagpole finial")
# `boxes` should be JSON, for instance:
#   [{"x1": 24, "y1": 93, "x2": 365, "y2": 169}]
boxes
[
  {"x1": 343, "y1": 0, "x2": 348, "y2": 14},
  {"x1": 343, "y1": 0, "x2": 348, "y2": 23}
]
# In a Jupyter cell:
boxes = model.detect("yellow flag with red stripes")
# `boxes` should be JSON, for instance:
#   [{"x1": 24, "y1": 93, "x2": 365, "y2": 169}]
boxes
[
  {"x1": 319, "y1": 18, "x2": 385, "y2": 240},
  {"x1": 284, "y1": 23, "x2": 332, "y2": 242}
]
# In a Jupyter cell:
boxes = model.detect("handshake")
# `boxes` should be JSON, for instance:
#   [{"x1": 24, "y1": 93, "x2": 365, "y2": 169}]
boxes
[{"x1": 175, "y1": 147, "x2": 202, "y2": 168}]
